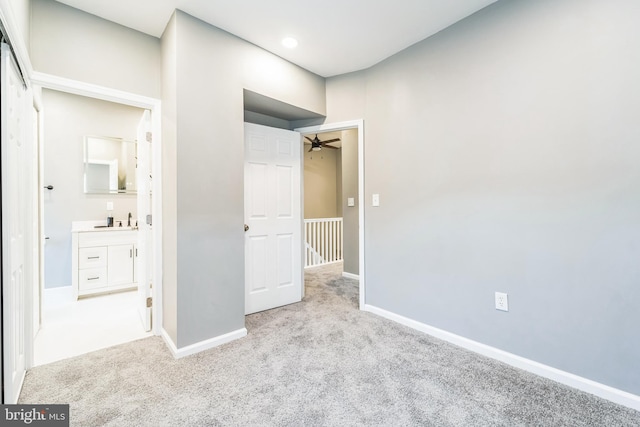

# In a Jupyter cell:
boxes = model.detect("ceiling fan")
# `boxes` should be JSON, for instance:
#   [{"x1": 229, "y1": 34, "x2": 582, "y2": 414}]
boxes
[{"x1": 305, "y1": 134, "x2": 340, "y2": 152}]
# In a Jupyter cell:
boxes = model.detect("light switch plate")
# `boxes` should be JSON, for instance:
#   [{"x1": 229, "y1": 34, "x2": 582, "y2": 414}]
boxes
[
  {"x1": 106, "y1": 202, "x2": 114, "y2": 211},
  {"x1": 347, "y1": 197, "x2": 355, "y2": 207},
  {"x1": 372, "y1": 194, "x2": 380, "y2": 207}
]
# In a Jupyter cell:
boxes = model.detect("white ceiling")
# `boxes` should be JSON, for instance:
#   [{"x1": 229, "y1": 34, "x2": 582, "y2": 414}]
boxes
[{"x1": 54, "y1": 0, "x2": 498, "y2": 77}]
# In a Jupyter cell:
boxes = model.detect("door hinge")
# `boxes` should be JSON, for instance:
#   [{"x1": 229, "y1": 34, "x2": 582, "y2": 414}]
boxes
[
  {"x1": 146, "y1": 131, "x2": 152, "y2": 143},
  {"x1": 146, "y1": 214, "x2": 152, "y2": 226},
  {"x1": 146, "y1": 297, "x2": 152, "y2": 308}
]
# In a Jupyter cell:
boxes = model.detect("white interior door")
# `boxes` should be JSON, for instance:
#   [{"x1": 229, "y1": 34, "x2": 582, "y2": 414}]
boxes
[
  {"x1": 245, "y1": 123, "x2": 302, "y2": 314},
  {"x1": 1, "y1": 43, "x2": 30, "y2": 404},
  {"x1": 136, "y1": 110, "x2": 152, "y2": 331}
]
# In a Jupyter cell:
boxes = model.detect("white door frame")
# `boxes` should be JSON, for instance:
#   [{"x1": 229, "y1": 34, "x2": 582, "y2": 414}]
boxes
[
  {"x1": 30, "y1": 93, "x2": 43, "y2": 365},
  {"x1": 295, "y1": 120, "x2": 365, "y2": 309},
  {"x1": 29, "y1": 72, "x2": 163, "y2": 340}
]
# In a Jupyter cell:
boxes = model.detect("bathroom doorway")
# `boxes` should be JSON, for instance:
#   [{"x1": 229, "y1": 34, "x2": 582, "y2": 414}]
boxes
[{"x1": 36, "y1": 88, "x2": 153, "y2": 365}]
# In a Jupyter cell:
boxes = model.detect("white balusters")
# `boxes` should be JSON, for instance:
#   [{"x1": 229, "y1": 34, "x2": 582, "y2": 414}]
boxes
[{"x1": 304, "y1": 218, "x2": 343, "y2": 267}]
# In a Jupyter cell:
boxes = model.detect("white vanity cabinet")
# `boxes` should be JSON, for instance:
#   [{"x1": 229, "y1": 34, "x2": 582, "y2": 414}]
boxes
[
  {"x1": 107, "y1": 244, "x2": 135, "y2": 285},
  {"x1": 72, "y1": 227, "x2": 138, "y2": 298}
]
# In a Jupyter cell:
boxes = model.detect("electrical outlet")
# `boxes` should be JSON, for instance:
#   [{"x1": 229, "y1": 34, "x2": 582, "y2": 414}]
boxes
[
  {"x1": 495, "y1": 292, "x2": 509, "y2": 312},
  {"x1": 106, "y1": 202, "x2": 114, "y2": 211}
]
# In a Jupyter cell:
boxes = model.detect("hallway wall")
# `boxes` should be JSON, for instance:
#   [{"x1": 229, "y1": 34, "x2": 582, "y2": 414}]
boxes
[
  {"x1": 340, "y1": 129, "x2": 359, "y2": 276},
  {"x1": 304, "y1": 146, "x2": 340, "y2": 219}
]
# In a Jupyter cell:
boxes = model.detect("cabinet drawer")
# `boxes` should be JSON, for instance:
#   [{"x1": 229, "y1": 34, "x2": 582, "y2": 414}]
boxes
[
  {"x1": 79, "y1": 247, "x2": 107, "y2": 269},
  {"x1": 79, "y1": 267, "x2": 108, "y2": 290},
  {"x1": 78, "y1": 230, "x2": 137, "y2": 247}
]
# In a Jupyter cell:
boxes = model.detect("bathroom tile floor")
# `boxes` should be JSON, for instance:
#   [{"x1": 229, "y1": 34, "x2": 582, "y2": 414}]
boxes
[{"x1": 34, "y1": 287, "x2": 152, "y2": 366}]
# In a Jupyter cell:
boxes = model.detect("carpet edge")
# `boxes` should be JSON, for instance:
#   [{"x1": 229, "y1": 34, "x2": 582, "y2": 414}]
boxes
[{"x1": 363, "y1": 304, "x2": 640, "y2": 412}]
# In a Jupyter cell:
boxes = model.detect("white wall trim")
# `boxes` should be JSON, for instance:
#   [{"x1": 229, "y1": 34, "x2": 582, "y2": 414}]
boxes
[
  {"x1": 342, "y1": 271, "x2": 359, "y2": 280},
  {"x1": 161, "y1": 328, "x2": 247, "y2": 359},
  {"x1": 30, "y1": 72, "x2": 159, "y2": 110},
  {"x1": 296, "y1": 119, "x2": 365, "y2": 309},
  {"x1": 364, "y1": 304, "x2": 640, "y2": 411}
]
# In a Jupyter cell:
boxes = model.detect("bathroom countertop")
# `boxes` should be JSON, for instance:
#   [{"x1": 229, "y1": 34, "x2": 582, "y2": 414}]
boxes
[{"x1": 71, "y1": 220, "x2": 137, "y2": 233}]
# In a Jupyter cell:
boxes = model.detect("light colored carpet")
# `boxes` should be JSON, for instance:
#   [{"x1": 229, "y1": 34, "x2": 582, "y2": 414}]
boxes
[{"x1": 19, "y1": 263, "x2": 640, "y2": 426}]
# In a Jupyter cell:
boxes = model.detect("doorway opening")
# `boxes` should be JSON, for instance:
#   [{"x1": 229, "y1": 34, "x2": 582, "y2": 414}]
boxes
[
  {"x1": 242, "y1": 91, "x2": 364, "y2": 310},
  {"x1": 36, "y1": 89, "x2": 150, "y2": 365},
  {"x1": 29, "y1": 73, "x2": 162, "y2": 367},
  {"x1": 296, "y1": 120, "x2": 365, "y2": 308},
  {"x1": 242, "y1": 122, "x2": 364, "y2": 315},
  {"x1": 301, "y1": 130, "x2": 355, "y2": 274}
]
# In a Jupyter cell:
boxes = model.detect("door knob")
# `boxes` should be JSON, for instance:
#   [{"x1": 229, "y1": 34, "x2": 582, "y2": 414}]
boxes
[{"x1": 244, "y1": 224, "x2": 249, "y2": 232}]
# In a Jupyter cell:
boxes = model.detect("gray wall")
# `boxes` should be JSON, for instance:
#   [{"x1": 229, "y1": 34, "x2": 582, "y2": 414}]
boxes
[
  {"x1": 42, "y1": 89, "x2": 142, "y2": 288},
  {"x1": 326, "y1": 72, "x2": 366, "y2": 123},
  {"x1": 31, "y1": 0, "x2": 161, "y2": 98},
  {"x1": 160, "y1": 11, "x2": 178, "y2": 346},
  {"x1": 10, "y1": 0, "x2": 30, "y2": 50},
  {"x1": 244, "y1": 111, "x2": 291, "y2": 130},
  {"x1": 341, "y1": 129, "x2": 359, "y2": 276},
  {"x1": 326, "y1": 0, "x2": 640, "y2": 395},
  {"x1": 163, "y1": 10, "x2": 326, "y2": 348}
]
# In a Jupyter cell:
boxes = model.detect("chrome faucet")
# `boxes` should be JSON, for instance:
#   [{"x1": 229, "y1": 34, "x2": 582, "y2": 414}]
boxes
[{"x1": 128, "y1": 212, "x2": 132, "y2": 227}]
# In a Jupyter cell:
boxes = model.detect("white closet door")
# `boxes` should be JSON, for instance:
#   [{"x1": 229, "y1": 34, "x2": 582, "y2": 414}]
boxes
[{"x1": 1, "y1": 42, "x2": 31, "y2": 404}]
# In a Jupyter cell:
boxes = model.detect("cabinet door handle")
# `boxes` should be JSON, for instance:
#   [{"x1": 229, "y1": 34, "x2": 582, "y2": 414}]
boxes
[
  {"x1": 87, "y1": 256, "x2": 100, "y2": 260},
  {"x1": 88, "y1": 277, "x2": 100, "y2": 280},
  {"x1": 130, "y1": 249, "x2": 133, "y2": 258}
]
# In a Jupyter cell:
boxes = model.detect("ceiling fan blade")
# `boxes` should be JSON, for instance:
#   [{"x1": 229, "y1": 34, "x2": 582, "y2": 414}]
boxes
[
  {"x1": 308, "y1": 146, "x2": 313, "y2": 153},
  {"x1": 304, "y1": 136, "x2": 315, "y2": 143},
  {"x1": 321, "y1": 138, "x2": 341, "y2": 144},
  {"x1": 321, "y1": 143, "x2": 339, "y2": 149}
]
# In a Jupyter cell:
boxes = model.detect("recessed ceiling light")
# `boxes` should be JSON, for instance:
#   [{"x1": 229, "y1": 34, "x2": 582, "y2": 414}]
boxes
[{"x1": 282, "y1": 37, "x2": 298, "y2": 49}]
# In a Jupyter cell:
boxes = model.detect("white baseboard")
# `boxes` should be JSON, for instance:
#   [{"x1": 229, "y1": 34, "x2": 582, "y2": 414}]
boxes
[
  {"x1": 342, "y1": 271, "x2": 359, "y2": 280},
  {"x1": 363, "y1": 304, "x2": 640, "y2": 412},
  {"x1": 161, "y1": 327, "x2": 247, "y2": 359}
]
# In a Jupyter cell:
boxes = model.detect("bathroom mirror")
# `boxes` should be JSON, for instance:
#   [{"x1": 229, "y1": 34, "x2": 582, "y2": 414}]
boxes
[{"x1": 84, "y1": 136, "x2": 137, "y2": 194}]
